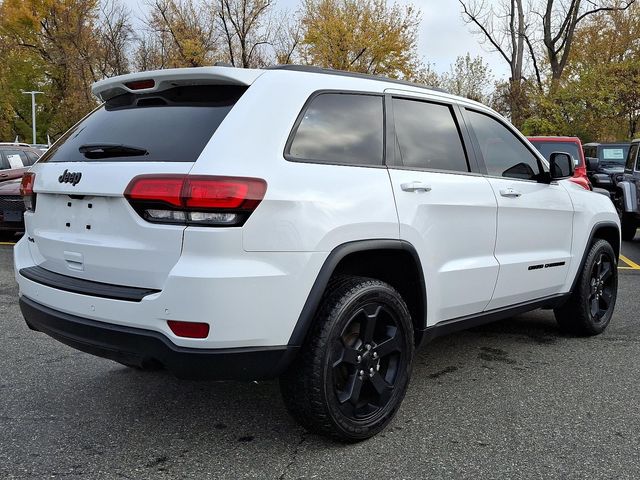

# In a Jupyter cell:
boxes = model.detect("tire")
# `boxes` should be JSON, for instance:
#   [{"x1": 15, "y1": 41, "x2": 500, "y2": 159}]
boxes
[
  {"x1": 280, "y1": 276, "x2": 414, "y2": 442},
  {"x1": 621, "y1": 216, "x2": 638, "y2": 241},
  {"x1": 554, "y1": 239, "x2": 618, "y2": 336}
]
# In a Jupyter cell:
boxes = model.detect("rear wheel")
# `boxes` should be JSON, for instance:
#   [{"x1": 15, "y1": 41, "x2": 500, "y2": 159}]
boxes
[
  {"x1": 280, "y1": 276, "x2": 414, "y2": 441},
  {"x1": 554, "y1": 239, "x2": 618, "y2": 336}
]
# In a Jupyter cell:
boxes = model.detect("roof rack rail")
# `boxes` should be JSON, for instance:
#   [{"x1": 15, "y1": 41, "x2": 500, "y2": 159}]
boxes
[
  {"x1": 266, "y1": 64, "x2": 449, "y2": 94},
  {"x1": 0, "y1": 142, "x2": 31, "y2": 147}
]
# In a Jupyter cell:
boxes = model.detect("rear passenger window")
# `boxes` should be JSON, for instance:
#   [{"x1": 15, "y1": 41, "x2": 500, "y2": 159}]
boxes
[
  {"x1": 466, "y1": 110, "x2": 542, "y2": 181},
  {"x1": 287, "y1": 93, "x2": 384, "y2": 166},
  {"x1": 392, "y1": 98, "x2": 468, "y2": 172}
]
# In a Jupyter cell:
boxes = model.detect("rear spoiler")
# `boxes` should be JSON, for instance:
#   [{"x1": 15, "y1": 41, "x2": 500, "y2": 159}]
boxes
[{"x1": 92, "y1": 67, "x2": 264, "y2": 101}]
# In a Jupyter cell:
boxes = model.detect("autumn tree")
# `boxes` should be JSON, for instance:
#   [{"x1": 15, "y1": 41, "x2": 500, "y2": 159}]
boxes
[
  {"x1": 440, "y1": 54, "x2": 494, "y2": 103},
  {"x1": 538, "y1": 0, "x2": 636, "y2": 83},
  {"x1": 298, "y1": 0, "x2": 422, "y2": 78},
  {"x1": 0, "y1": 0, "x2": 104, "y2": 139},
  {"x1": 143, "y1": 0, "x2": 220, "y2": 68},
  {"x1": 459, "y1": 0, "x2": 530, "y2": 124},
  {"x1": 217, "y1": 0, "x2": 274, "y2": 67},
  {"x1": 96, "y1": 0, "x2": 134, "y2": 77},
  {"x1": 522, "y1": 4, "x2": 640, "y2": 141}
]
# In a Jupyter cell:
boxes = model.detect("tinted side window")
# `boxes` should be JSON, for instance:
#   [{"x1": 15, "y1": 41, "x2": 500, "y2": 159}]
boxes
[
  {"x1": 0, "y1": 153, "x2": 8, "y2": 170},
  {"x1": 287, "y1": 93, "x2": 384, "y2": 166},
  {"x1": 466, "y1": 110, "x2": 541, "y2": 180},
  {"x1": 626, "y1": 144, "x2": 638, "y2": 170},
  {"x1": 392, "y1": 98, "x2": 468, "y2": 172},
  {"x1": 25, "y1": 151, "x2": 40, "y2": 165}
]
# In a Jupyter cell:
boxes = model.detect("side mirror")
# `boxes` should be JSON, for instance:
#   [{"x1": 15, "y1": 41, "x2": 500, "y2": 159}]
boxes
[
  {"x1": 586, "y1": 157, "x2": 599, "y2": 171},
  {"x1": 549, "y1": 152, "x2": 575, "y2": 180}
]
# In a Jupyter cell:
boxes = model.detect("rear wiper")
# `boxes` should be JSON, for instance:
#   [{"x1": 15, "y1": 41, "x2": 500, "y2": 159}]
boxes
[{"x1": 79, "y1": 143, "x2": 149, "y2": 159}]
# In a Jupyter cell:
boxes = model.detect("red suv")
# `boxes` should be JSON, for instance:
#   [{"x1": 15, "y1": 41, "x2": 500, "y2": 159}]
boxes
[{"x1": 528, "y1": 136, "x2": 590, "y2": 190}]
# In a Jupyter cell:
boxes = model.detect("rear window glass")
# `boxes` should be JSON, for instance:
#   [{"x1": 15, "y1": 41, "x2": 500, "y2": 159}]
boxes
[
  {"x1": 286, "y1": 93, "x2": 384, "y2": 166},
  {"x1": 2, "y1": 150, "x2": 27, "y2": 168},
  {"x1": 530, "y1": 141, "x2": 582, "y2": 167},
  {"x1": 601, "y1": 146, "x2": 629, "y2": 163},
  {"x1": 40, "y1": 85, "x2": 247, "y2": 163}
]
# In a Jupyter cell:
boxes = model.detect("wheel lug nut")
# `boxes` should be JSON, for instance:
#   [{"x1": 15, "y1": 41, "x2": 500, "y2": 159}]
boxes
[
  {"x1": 373, "y1": 352, "x2": 378, "y2": 359},
  {"x1": 356, "y1": 355, "x2": 362, "y2": 363},
  {"x1": 369, "y1": 367, "x2": 375, "y2": 377},
  {"x1": 359, "y1": 369, "x2": 364, "y2": 376},
  {"x1": 365, "y1": 344, "x2": 371, "y2": 351}
]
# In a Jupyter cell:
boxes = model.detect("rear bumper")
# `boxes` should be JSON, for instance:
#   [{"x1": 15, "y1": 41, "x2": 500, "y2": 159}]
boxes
[{"x1": 20, "y1": 296, "x2": 298, "y2": 380}]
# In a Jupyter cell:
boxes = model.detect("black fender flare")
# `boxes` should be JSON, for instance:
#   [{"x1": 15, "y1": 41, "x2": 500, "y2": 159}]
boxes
[
  {"x1": 617, "y1": 180, "x2": 638, "y2": 214},
  {"x1": 568, "y1": 221, "x2": 620, "y2": 295},
  {"x1": 287, "y1": 239, "x2": 426, "y2": 347}
]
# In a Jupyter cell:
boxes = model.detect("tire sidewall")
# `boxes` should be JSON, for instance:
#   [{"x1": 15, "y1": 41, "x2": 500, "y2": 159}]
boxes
[
  {"x1": 320, "y1": 283, "x2": 414, "y2": 440},
  {"x1": 579, "y1": 240, "x2": 618, "y2": 333}
]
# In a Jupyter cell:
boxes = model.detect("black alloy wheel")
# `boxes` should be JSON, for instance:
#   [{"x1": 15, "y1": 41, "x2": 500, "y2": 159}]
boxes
[
  {"x1": 280, "y1": 276, "x2": 414, "y2": 441},
  {"x1": 555, "y1": 239, "x2": 618, "y2": 336}
]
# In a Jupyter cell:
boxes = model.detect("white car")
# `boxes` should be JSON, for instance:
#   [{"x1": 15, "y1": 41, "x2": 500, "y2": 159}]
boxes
[{"x1": 14, "y1": 65, "x2": 620, "y2": 441}]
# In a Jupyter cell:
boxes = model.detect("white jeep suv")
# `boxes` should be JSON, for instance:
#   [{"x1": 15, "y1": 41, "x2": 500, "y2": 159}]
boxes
[{"x1": 15, "y1": 65, "x2": 620, "y2": 441}]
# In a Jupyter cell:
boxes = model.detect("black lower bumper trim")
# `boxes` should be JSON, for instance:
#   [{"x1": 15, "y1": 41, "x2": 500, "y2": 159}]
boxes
[
  {"x1": 19, "y1": 296, "x2": 297, "y2": 380},
  {"x1": 19, "y1": 266, "x2": 160, "y2": 302}
]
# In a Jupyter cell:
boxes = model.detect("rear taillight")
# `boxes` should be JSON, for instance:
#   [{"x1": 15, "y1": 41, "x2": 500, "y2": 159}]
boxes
[
  {"x1": 124, "y1": 175, "x2": 267, "y2": 227},
  {"x1": 20, "y1": 172, "x2": 36, "y2": 211}
]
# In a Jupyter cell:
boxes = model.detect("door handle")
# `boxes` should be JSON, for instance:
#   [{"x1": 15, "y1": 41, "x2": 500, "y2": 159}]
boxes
[
  {"x1": 401, "y1": 181, "x2": 432, "y2": 193},
  {"x1": 0, "y1": 173, "x2": 8, "y2": 178},
  {"x1": 500, "y1": 188, "x2": 522, "y2": 198}
]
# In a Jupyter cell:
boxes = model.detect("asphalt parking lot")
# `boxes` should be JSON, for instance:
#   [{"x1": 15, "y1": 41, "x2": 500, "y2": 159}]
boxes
[{"x1": 1, "y1": 237, "x2": 640, "y2": 479}]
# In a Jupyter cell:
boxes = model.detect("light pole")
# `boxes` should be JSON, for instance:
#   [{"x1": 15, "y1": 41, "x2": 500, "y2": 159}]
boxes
[{"x1": 21, "y1": 91, "x2": 44, "y2": 145}]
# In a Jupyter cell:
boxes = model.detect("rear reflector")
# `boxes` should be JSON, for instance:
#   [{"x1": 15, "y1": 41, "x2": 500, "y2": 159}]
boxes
[
  {"x1": 125, "y1": 79, "x2": 155, "y2": 90},
  {"x1": 124, "y1": 175, "x2": 267, "y2": 227},
  {"x1": 167, "y1": 320, "x2": 210, "y2": 339},
  {"x1": 20, "y1": 172, "x2": 36, "y2": 211}
]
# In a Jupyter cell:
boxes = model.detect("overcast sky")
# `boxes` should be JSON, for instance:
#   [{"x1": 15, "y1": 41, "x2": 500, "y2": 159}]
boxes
[{"x1": 122, "y1": 0, "x2": 510, "y2": 79}]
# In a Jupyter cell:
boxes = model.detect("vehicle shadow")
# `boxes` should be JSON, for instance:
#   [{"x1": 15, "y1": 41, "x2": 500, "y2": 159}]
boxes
[
  {"x1": 55, "y1": 310, "x2": 564, "y2": 440},
  {"x1": 7, "y1": 308, "x2": 616, "y2": 477}
]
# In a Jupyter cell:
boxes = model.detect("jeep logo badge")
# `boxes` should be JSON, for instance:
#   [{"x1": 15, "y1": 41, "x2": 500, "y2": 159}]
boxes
[{"x1": 58, "y1": 169, "x2": 82, "y2": 186}]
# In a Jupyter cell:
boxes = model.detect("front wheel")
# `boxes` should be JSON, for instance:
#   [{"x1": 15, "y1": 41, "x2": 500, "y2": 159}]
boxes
[
  {"x1": 280, "y1": 276, "x2": 414, "y2": 441},
  {"x1": 554, "y1": 239, "x2": 618, "y2": 336}
]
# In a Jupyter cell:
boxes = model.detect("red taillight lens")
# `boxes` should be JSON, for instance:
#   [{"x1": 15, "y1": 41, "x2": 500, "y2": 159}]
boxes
[
  {"x1": 124, "y1": 175, "x2": 184, "y2": 207},
  {"x1": 167, "y1": 320, "x2": 210, "y2": 339},
  {"x1": 20, "y1": 172, "x2": 36, "y2": 211},
  {"x1": 125, "y1": 79, "x2": 155, "y2": 90},
  {"x1": 184, "y1": 177, "x2": 264, "y2": 210},
  {"x1": 124, "y1": 175, "x2": 267, "y2": 226}
]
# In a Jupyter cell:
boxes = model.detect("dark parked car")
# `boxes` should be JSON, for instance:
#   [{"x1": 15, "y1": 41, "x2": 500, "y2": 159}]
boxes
[
  {"x1": 616, "y1": 139, "x2": 640, "y2": 240},
  {"x1": 0, "y1": 142, "x2": 41, "y2": 181},
  {"x1": 583, "y1": 142, "x2": 630, "y2": 195},
  {"x1": 0, "y1": 177, "x2": 24, "y2": 235}
]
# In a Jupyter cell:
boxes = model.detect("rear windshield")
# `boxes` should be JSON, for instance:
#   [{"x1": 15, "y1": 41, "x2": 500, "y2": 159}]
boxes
[
  {"x1": 40, "y1": 85, "x2": 247, "y2": 163},
  {"x1": 600, "y1": 145, "x2": 629, "y2": 164},
  {"x1": 530, "y1": 141, "x2": 582, "y2": 167}
]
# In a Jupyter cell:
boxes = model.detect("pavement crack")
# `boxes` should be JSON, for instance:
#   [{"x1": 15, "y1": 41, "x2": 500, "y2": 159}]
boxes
[{"x1": 278, "y1": 431, "x2": 307, "y2": 480}]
